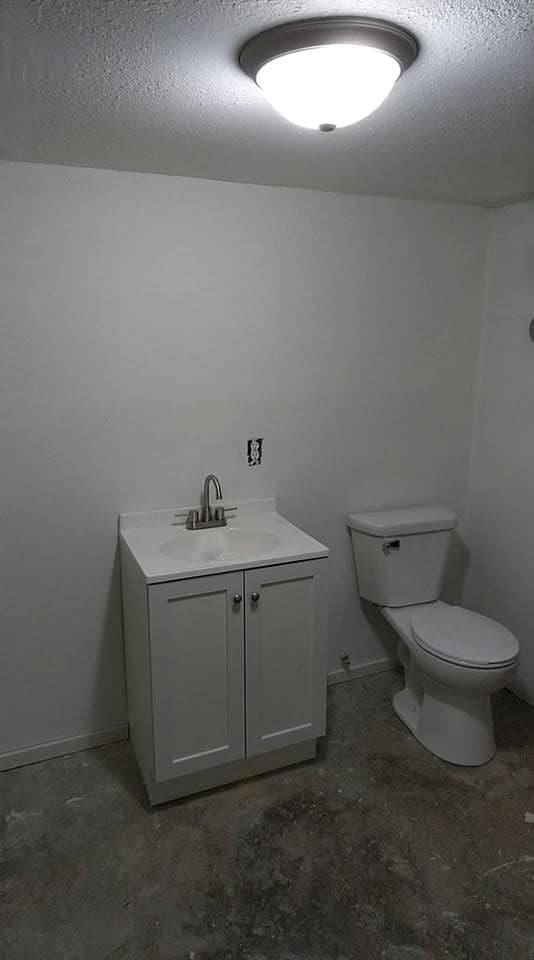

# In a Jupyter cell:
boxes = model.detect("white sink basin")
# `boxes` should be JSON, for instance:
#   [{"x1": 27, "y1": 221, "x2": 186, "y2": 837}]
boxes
[
  {"x1": 160, "y1": 526, "x2": 281, "y2": 564},
  {"x1": 119, "y1": 499, "x2": 329, "y2": 582}
]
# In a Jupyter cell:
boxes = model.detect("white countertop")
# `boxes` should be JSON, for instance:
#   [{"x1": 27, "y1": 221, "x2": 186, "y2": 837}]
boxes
[{"x1": 119, "y1": 498, "x2": 329, "y2": 583}]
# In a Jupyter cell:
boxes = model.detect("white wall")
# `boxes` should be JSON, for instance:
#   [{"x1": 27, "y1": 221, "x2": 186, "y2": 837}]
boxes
[
  {"x1": 462, "y1": 201, "x2": 534, "y2": 704},
  {"x1": 0, "y1": 162, "x2": 488, "y2": 762}
]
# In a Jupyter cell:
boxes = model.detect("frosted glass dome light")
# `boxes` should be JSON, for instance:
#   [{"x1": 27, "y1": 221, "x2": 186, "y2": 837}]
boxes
[
  {"x1": 240, "y1": 17, "x2": 418, "y2": 133},
  {"x1": 256, "y1": 45, "x2": 401, "y2": 130}
]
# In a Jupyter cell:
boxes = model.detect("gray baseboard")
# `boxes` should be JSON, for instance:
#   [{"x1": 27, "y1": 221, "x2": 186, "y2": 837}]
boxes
[
  {"x1": 328, "y1": 656, "x2": 397, "y2": 686},
  {"x1": 0, "y1": 723, "x2": 129, "y2": 772}
]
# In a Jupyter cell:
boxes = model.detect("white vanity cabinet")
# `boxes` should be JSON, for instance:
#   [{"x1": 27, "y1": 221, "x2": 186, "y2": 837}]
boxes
[
  {"x1": 148, "y1": 571, "x2": 245, "y2": 782},
  {"x1": 121, "y1": 551, "x2": 327, "y2": 804},
  {"x1": 244, "y1": 562, "x2": 327, "y2": 757}
]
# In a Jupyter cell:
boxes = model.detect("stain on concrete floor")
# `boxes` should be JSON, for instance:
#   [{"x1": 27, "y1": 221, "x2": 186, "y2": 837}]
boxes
[{"x1": 1, "y1": 673, "x2": 534, "y2": 959}]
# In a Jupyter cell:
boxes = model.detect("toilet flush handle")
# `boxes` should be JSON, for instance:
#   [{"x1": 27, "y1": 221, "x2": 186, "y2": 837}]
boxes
[{"x1": 382, "y1": 539, "x2": 400, "y2": 556}]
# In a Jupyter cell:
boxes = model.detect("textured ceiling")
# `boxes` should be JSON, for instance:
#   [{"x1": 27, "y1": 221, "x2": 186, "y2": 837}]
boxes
[{"x1": 1, "y1": 0, "x2": 533, "y2": 205}]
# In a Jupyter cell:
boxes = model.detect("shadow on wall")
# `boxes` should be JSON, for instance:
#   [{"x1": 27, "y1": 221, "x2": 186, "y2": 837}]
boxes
[
  {"x1": 442, "y1": 530, "x2": 470, "y2": 607},
  {"x1": 360, "y1": 600, "x2": 400, "y2": 661},
  {"x1": 90, "y1": 543, "x2": 128, "y2": 734}
]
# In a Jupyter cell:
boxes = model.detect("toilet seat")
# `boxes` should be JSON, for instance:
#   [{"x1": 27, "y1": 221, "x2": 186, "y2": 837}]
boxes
[{"x1": 410, "y1": 603, "x2": 519, "y2": 669}]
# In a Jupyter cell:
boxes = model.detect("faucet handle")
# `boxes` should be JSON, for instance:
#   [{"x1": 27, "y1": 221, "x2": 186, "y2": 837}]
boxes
[
  {"x1": 186, "y1": 508, "x2": 199, "y2": 529},
  {"x1": 214, "y1": 506, "x2": 225, "y2": 522}
]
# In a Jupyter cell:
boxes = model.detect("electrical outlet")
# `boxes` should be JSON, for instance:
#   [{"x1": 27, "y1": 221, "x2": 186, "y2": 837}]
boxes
[{"x1": 247, "y1": 437, "x2": 263, "y2": 466}]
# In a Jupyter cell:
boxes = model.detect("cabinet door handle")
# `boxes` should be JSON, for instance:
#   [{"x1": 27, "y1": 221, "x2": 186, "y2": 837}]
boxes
[
  {"x1": 250, "y1": 591, "x2": 260, "y2": 603},
  {"x1": 233, "y1": 594, "x2": 242, "y2": 605}
]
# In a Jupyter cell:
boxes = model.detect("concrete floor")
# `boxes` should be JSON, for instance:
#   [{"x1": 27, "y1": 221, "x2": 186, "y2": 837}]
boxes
[{"x1": 2, "y1": 673, "x2": 534, "y2": 960}]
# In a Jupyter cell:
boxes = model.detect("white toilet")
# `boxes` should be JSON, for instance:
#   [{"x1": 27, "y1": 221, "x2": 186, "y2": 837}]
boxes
[{"x1": 347, "y1": 505, "x2": 519, "y2": 766}]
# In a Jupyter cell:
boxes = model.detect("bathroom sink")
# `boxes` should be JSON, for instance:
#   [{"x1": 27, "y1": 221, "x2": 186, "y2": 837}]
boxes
[
  {"x1": 119, "y1": 498, "x2": 329, "y2": 582},
  {"x1": 160, "y1": 526, "x2": 281, "y2": 564}
]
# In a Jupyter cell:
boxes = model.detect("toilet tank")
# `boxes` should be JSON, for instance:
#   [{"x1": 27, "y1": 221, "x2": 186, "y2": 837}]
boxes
[{"x1": 347, "y1": 505, "x2": 457, "y2": 607}]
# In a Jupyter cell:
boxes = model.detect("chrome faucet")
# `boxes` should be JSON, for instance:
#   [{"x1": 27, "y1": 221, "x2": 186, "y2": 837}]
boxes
[
  {"x1": 202, "y1": 473, "x2": 223, "y2": 523},
  {"x1": 186, "y1": 474, "x2": 227, "y2": 530}
]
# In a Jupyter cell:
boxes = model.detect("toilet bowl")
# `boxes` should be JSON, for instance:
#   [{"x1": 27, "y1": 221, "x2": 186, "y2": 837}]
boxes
[
  {"x1": 383, "y1": 601, "x2": 518, "y2": 765},
  {"x1": 347, "y1": 505, "x2": 520, "y2": 766}
]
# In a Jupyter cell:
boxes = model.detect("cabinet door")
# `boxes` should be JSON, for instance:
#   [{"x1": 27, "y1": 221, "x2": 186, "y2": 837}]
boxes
[
  {"x1": 245, "y1": 560, "x2": 327, "y2": 757},
  {"x1": 149, "y1": 572, "x2": 245, "y2": 781}
]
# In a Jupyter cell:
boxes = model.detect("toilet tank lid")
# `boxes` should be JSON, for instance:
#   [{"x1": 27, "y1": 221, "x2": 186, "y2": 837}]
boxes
[{"x1": 347, "y1": 505, "x2": 457, "y2": 537}]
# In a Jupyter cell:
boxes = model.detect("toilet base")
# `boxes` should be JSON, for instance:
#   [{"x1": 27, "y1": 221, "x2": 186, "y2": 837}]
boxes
[
  {"x1": 383, "y1": 605, "x2": 516, "y2": 767},
  {"x1": 393, "y1": 687, "x2": 420, "y2": 735},
  {"x1": 395, "y1": 672, "x2": 496, "y2": 766}
]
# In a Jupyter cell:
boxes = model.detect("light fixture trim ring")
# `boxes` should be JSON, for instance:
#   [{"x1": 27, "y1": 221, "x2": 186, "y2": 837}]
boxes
[{"x1": 239, "y1": 16, "x2": 419, "y2": 82}]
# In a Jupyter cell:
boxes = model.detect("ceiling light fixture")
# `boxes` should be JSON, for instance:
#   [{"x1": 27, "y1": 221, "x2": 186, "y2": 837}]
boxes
[{"x1": 239, "y1": 17, "x2": 418, "y2": 132}]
